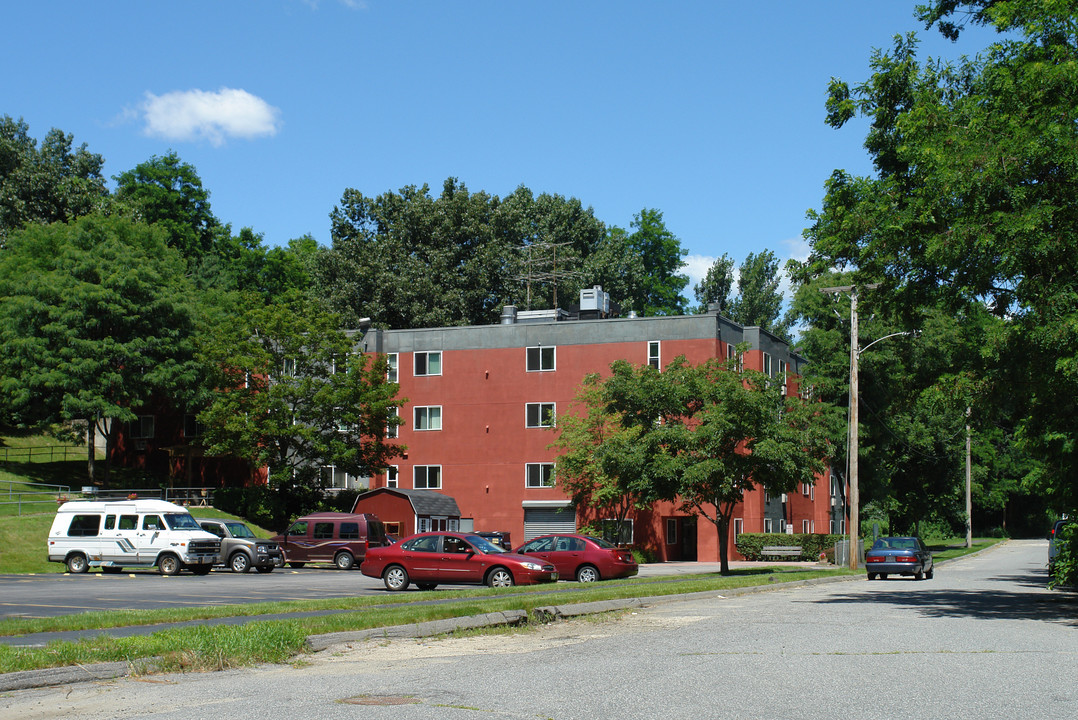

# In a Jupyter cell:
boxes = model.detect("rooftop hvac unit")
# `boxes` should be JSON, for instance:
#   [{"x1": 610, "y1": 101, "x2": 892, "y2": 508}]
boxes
[{"x1": 579, "y1": 285, "x2": 610, "y2": 313}]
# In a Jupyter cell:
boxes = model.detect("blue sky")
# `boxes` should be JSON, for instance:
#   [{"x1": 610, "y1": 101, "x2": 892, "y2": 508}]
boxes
[{"x1": 3, "y1": 1, "x2": 999, "y2": 296}]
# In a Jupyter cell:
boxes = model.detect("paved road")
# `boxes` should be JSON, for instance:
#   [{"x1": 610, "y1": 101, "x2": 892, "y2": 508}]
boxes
[{"x1": 3, "y1": 539, "x2": 1074, "y2": 719}]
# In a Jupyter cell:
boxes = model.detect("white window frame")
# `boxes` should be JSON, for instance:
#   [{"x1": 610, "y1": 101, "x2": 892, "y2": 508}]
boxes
[
  {"x1": 526, "y1": 346, "x2": 556, "y2": 372},
  {"x1": 525, "y1": 402, "x2": 556, "y2": 428},
  {"x1": 386, "y1": 465, "x2": 398, "y2": 488},
  {"x1": 386, "y1": 353, "x2": 398, "y2": 383},
  {"x1": 414, "y1": 351, "x2": 442, "y2": 377},
  {"x1": 764, "y1": 518, "x2": 773, "y2": 533},
  {"x1": 525, "y1": 462, "x2": 555, "y2": 488},
  {"x1": 413, "y1": 465, "x2": 441, "y2": 489},
  {"x1": 802, "y1": 519, "x2": 811, "y2": 534},
  {"x1": 665, "y1": 518, "x2": 677, "y2": 545},
  {"x1": 386, "y1": 406, "x2": 399, "y2": 439},
  {"x1": 763, "y1": 352, "x2": 772, "y2": 377},
  {"x1": 131, "y1": 415, "x2": 155, "y2": 439},
  {"x1": 601, "y1": 518, "x2": 634, "y2": 545},
  {"x1": 414, "y1": 405, "x2": 442, "y2": 431},
  {"x1": 733, "y1": 518, "x2": 744, "y2": 537},
  {"x1": 647, "y1": 340, "x2": 661, "y2": 370}
]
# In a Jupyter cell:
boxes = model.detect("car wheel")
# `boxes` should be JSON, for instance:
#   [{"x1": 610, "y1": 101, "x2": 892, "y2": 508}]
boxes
[
  {"x1": 487, "y1": 567, "x2": 514, "y2": 588},
  {"x1": 230, "y1": 552, "x2": 251, "y2": 573},
  {"x1": 576, "y1": 565, "x2": 600, "y2": 583},
  {"x1": 383, "y1": 565, "x2": 409, "y2": 591},
  {"x1": 867, "y1": 572, "x2": 877, "y2": 580},
  {"x1": 158, "y1": 554, "x2": 181, "y2": 576},
  {"x1": 255, "y1": 566, "x2": 274, "y2": 573},
  {"x1": 879, "y1": 573, "x2": 888, "y2": 580},
  {"x1": 66, "y1": 553, "x2": 89, "y2": 574},
  {"x1": 288, "y1": 562, "x2": 306, "y2": 569},
  {"x1": 334, "y1": 551, "x2": 355, "y2": 571},
  {"x1": 926, "y1": 567, "x2": 934, "y2": 580},
  {"x1": 915, "y1": 569, "x2": 924, "y2": 581},
  {"x1": 273, "y1": 555, "x2": 285, "y2": 568},
  {"x1": 416, "y1": 583, "x2": 437, "y2": 591}
]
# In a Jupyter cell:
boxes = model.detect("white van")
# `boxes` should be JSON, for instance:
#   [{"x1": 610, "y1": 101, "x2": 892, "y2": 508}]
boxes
[{"x1": 47, "y1": 500, "x2": 221, "y2": 576}]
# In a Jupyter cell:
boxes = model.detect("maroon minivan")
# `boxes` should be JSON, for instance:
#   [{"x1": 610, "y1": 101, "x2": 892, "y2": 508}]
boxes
[{"x1": 272, "y1": 512, "x2": 387, "y2": 570}]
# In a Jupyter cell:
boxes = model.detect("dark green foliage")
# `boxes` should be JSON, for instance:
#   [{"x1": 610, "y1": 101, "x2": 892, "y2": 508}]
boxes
[
  {"x1": 735, "y1": 533, "x2": 845, "y2": 561},
  {"x1": 0, "y1": 116, "x2": 108, "y2": 242}
]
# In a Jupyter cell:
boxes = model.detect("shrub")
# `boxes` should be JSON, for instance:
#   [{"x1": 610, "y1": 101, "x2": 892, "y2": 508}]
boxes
[
  {"x1": 1050, "y1": 521, "x2": 1077, "y2": 590},
  {"x1": 734, "y1": 533, "x2": 845, "y2": 561}
]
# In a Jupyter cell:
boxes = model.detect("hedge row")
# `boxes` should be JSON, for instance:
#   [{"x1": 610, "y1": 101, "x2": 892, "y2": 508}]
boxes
[{"x1": 734, "y1": 533, "x2": 845, "y2": 561}]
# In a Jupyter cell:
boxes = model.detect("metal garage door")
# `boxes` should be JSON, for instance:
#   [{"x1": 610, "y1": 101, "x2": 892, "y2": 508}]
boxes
[{"x1": 523, "y1": 506, "x2": 576, "y2": 541}]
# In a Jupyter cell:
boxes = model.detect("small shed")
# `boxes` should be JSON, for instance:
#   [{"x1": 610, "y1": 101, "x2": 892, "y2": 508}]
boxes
[{"x1": 351, "y1": 488, "x2": 462, "y2": 538}]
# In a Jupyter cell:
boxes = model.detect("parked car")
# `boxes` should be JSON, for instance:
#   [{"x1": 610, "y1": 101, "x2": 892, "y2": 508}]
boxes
[
  {"x1": 196, "y1": 518, "x2": 282, "y2": 573},
  {"x1": 271, "y1": 512, "x2": 387, "y2": 570},
  {"x1": 360, "y1": 531, "x2": 558, "y2": 590},
  {"x1": 475, "y1": 531, "x2": 513, "y2": 551},
  {"x1": 865, "y1": 536, "x2": 934, "y2": 580},
  {"x1": 46, "y1": 499, "x2": 220, "y2": 575},
  {"x1": 514, "y1": 533, "x2": 639, "y2": 582},
  {"x1": 1048, "y1": 518, "x2": 1073, "y2": 578}
]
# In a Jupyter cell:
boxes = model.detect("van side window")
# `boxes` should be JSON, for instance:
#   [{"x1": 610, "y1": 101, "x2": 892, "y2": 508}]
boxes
[
  {"x1": 142, "y1": 515, "x2": 162, "y2": 530},
  {"x1": 286, "y1": 521, "x2": 308, "y2": 536},
  {"x1": 340, "y1": 522, "x2": 360, "y2": 540},
  {"x1": 119, "y1": 515, "x2": 138, "y2": 530},
  {"x1": 313, "y1": 522, "x2": 334, "y2": 539},
  {"x1": 67, "y1": 514, "x2": 100, "y2": 537},
  {"x1": 104, "y1": 515, "x2": 116, "y2": 530}
]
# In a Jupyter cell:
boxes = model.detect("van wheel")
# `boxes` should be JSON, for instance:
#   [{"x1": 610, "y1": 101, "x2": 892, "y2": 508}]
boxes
[
  {"x1": 288, "y1": 562, "x2": 306, "y2": 569},
  {"x1": 230, "y1": 552, "x2": 252, "y2": 573},
  {"x1": 383, "y1": 565, "x2": 409, "y2": 591},
  {"x1": 66, "y1": 554, "x2": 89, "y2": 574},
  {"x1": 255, "y1": 566, "x2": 274, "y2": 573},
  {"x1": 158, "y1": 554, "x2": 181, "y2": 576},
  {"x1": 190, "y1": 565, "x2": 213, "y2": 576},
  {"x1": 334, "y1": 551, "x2": 355, "y2": 570}
]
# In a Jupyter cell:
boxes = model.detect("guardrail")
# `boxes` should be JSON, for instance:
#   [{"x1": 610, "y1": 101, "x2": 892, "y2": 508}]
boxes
[
  {"x1": 0, "y1": 445, "x2": 92, "y2": 463},
  {"x1": 1, "y1": 481, "x2": 72, "y2": 516},
  {"x1": 1, "y1": 483, "x2": 214, "y2": 515}
]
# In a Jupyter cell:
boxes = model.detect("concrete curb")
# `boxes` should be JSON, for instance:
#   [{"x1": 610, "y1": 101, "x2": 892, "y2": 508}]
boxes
[{"x1": 0, "y1": 660, "x2": 152, "y2": 693}]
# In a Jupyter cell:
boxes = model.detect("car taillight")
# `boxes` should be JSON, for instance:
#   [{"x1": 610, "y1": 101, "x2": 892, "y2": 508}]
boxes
[
  {"x1": 866, "y1": 556, "x2": 883, "y2": 563},
  {"x1": 896, "y1": 556, "x2": 917, "y2": 563}
]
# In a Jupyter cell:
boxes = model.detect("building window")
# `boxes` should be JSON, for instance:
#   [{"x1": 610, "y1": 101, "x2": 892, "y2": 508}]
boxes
[
  {"x1": 525, "y1": 463, "x2": 555, "y2": 488},
  {"x1": 384, "y1": 521, "x2": 401, "y2": 536},
  {"x1": 648, "y1": 341, "x2": 661, "y2": 370},
  {"x1": 282, "y1": 358, "x2": 296, "y2": 377},
  {"x1": 525, "y1": 402, "x2": 556, "y2": 428},
  {"x1": 414, "y1": 465, "x2": 441, "y2": 489},
  {"x1": 802, "y1": 482, "x2": 811, "y2": 497},
  {"x1": 414, "y1": 351, "x2": 442, "y2": 377},
  {"x1": 414, "y1": 406, "x2": 442, "y2": 431},
  {"x1": 764, "y1": 518, "x2": 773, "y2": 533},
  {"x1": 131, "y1": 416, "x2": 155, "y2": 439},
  {"x1": 733, "y1": 518, "x2": 744, "y2": 537},
  {"x1": 802, "y1": 519, "x2": 811, "y2": 533},
  {"x1": 526, "y1": 346, "x2": 556, "y2": 372},
  {"x1": 386, "y1": 407, "x2": 399, "y2": 439},
  {"x1": 386, "y1": 465, "x2": 398, "y2": 488},
  {"x1": 763, "y1": 352, "x2": 772, "y2": 377},
  {"x1": 665, "y1": 518, "x2": 677, "y2": 545},
  {"x1": 183, "y1": 414, "x2": 204, "y2": 438},
  {"x1": 600, "y1": 518, "x2": 633, "y2": 545},
  {"x1": 386, "y1": 353, "x2": 398, "y2": 383}
]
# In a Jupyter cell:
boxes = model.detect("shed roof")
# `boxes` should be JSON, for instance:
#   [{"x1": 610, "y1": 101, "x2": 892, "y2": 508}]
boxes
[{"x1": 356, "y1": 488, "x2": 461, "y2": 517}]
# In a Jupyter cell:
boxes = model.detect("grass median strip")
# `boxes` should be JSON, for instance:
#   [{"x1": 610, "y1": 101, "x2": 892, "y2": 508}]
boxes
[{"x1": 0, "y1": 568, "x2": 852, "y2": 674}]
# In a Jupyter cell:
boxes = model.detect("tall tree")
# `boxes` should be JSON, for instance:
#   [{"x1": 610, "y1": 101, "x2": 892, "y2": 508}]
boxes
[
  {"x1": 613, "y1": 209, "x2": 688, "y2": 316},
  {"x1": 113, "y1": 151, "x2": 218, "y2": 258},
  {"x1": 727, "y1": 250, "x2": 791, "y2": 339},
  {"x1": 692, "y1": 253, "x2": 735, "y2": 314},
  {"x1": 197, "y1": 294, "x2": 405, "y2": 508},
  {"x1": 0, "y1": 116, "x2": 108, "y2": 243},
  {"x1": 800, "y1": 0, "x2": 1078, "y2": 527},
  {"x1": 0, "y1": 214, "x2": 200, "y2": 482}
]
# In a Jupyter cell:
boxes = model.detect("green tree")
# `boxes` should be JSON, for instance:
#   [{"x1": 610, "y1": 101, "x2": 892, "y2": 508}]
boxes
[
  {"x1": 113, "y1": 151, "x2": 218, "y2": 258},
  {"x1": 692, "y1": 253, "x2": 735, "y2": 314},
  {"x1": 0, "y1": 214, "x2": 200, "y2": 482},
  {"x1": 727, "y1": 250, "x2": 791, "y2": 340},
  {"x1": 655, "y1": 356, "x2": 834, "y2": 573},
  {"x1": 800, "y1": 0, "x2": 1076, "y2": 543},
  {"x1": 197, "y1": 294, "x2": 405, "y2": 517},
  {"x1": 0, "y1": 116, "x2": 108, "y2": 243},
  {"x1": 609, "y1": 209, "x2": 688, "y2": 316}
]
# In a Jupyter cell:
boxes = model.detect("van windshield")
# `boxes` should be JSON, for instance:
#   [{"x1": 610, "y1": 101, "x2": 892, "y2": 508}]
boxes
[{"x1": 164, "y1": 513, "x2": 203, "y2": 531}]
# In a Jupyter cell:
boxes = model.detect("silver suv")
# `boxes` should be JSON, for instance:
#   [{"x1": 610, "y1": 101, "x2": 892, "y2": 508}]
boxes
[{"x1": 197, "y1": 519, "x2": 282, "y2": 573}]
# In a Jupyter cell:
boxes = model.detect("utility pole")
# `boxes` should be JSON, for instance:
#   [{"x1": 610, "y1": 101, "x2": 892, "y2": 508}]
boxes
[
  {"x1": 821, "y1": 283, "x2": 878, "y2": 570},
  {"x1": 966, "y1": 407, "x2": 972, "y2": 548}
]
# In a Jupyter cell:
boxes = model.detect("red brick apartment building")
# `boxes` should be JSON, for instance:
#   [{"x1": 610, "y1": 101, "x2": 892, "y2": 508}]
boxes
[{"x1": 353, "y1": 289, "x2": 844, "y2": 562}]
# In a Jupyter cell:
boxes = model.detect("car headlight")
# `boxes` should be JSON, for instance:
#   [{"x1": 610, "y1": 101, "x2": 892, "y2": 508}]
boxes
[{"x1": 520, "y1": 562, "x2": 544, "y2": 571}]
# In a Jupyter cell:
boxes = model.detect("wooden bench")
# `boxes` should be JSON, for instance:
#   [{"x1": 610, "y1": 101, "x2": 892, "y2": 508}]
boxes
[{"x1": 761, "y1": 545, "x2": 802, "y2": 559}]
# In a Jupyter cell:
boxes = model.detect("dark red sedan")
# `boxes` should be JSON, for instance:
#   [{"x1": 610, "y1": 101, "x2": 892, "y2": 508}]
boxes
[
  {"x1": 514, "y1": 534, "x2": 639, "y2": 582},
  {"x1": 359, "y1": 531, "x2": 558, "y2": 591}
]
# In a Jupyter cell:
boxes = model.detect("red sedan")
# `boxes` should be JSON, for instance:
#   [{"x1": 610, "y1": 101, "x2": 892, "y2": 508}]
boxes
[
  {"x1": 514, "y1": 534, "x2": 639, "y2": 582},
  {"x1": 359, "y1": 531, "x2": 558, "y2": 591}
]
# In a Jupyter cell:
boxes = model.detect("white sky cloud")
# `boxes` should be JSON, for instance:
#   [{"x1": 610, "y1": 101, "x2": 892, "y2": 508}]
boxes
[
  {"x1": 140, "y1": 88, "x2": 281, "y2": 146},
  {"x1": 683, "y1": 236, "x2": 809, "y2": 304}
]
